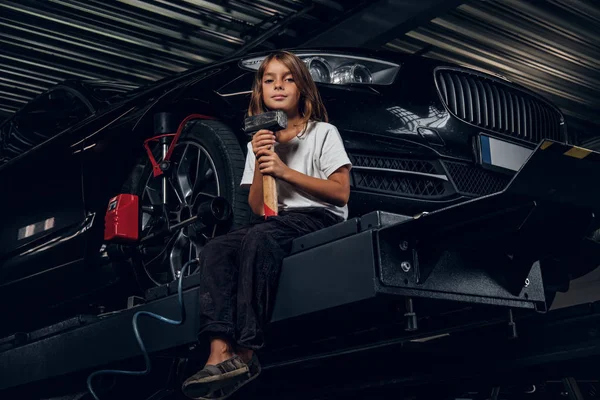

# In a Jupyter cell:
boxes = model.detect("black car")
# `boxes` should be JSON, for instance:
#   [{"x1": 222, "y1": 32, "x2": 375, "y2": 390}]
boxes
[{"x1": 0, "y1": 47, "x2": 577, "y2": 335}]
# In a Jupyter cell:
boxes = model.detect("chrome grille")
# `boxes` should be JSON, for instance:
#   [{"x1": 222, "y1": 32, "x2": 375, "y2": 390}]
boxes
[{"x1": 435, "y1": 68, "x2": 564, "y2": 144}]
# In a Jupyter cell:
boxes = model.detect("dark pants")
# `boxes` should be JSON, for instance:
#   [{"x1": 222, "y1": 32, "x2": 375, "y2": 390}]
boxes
[{"x1": 195, "y1": 207, "x2": 342, "y2": 351}]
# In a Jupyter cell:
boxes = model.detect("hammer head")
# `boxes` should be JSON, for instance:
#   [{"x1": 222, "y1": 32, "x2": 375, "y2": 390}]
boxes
[{"x1": 244, "y1": 110, "x2": 288, "y2": 135}]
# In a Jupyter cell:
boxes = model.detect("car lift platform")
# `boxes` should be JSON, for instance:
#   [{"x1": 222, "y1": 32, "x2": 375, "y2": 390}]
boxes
[{"x1": 1, "y1": 139, "x2": 600, "y2": 397}]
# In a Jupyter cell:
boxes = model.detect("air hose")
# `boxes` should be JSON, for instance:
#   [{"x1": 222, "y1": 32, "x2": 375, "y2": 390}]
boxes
[{"x1": 86, "y1": 258, "x2": 199, "y2": 399}]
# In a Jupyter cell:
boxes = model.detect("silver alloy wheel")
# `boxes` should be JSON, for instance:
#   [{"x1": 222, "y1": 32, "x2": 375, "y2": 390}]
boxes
[{"x1": 139, "y1": 140, "x2": 220, "y2": 286}]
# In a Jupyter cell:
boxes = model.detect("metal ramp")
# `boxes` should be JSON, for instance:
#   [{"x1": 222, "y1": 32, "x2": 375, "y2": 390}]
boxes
[{"x1": 1, "y1": 140, "x2": 599, "y2": 398}]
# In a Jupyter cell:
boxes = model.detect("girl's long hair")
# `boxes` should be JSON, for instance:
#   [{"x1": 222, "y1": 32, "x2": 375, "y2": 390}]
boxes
[{"x1": 247, "y1": 51, "x2": 328, "y2": 129}]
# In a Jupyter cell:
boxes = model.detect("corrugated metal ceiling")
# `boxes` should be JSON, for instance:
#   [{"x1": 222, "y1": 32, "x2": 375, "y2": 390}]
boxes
[
  {"x1": 0, "y1": 0, "x2": 598, "y2": 144},
  {"x1": 0, "y1": 0, "x2": 369, "y2": 114},
  {"x1": 383, "y1": 0, "x2": 600, "y2": 145}
]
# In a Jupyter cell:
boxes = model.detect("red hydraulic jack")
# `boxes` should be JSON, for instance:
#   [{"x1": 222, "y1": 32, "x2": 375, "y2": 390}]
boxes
[{"x1": 104, "y1": 112, "x2": 229, "y2": 246}]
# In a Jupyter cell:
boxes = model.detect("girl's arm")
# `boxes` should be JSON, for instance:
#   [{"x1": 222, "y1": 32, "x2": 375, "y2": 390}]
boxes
[
  {"x1": 255, "y1": 148, "x2": 350, "y2": 207},
  {"x1": 282, "y1": 166, "x2": 350, "y2": 207}
]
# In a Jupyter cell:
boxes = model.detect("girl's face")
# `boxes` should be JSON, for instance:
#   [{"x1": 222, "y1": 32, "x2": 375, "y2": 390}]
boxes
[{"x1": 261, "y1": 59, "x2": 301, "y2": 117}]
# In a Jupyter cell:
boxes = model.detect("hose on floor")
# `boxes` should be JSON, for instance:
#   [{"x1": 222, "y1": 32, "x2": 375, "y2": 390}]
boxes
[{"x1": 86, "y1": 258, "x2": 199, "y2": 400}]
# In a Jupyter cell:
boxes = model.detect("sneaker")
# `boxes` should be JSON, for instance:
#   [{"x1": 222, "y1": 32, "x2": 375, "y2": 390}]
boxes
[
  {"x1": 181, "y1": 355, "x2": 249, "y2": 398},
  {"x1": 183, "y1": 354, "x2": 262, "y2": 400}
]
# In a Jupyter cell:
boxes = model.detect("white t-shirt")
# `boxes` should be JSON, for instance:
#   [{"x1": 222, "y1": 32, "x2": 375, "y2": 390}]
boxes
[{"x1": 240, "y1": 121, "x2": 352, "y2": 220}]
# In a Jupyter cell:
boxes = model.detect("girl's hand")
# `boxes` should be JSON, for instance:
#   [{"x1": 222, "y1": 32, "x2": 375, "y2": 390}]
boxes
[
  {"x1": 256, "y1": 148, "x2": 289, "y2": 179},
  {"x1": 251, "y1": 129, "x2": 276, "y2": 156}
]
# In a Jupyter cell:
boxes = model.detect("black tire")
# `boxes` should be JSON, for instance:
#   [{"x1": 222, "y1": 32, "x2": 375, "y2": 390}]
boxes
[{"x1": 122, "y1": 119, "x2": 251, "y2": 289}]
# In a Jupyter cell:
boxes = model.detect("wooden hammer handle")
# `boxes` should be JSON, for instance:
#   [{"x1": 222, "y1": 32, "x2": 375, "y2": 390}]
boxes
[
  {"x1": 263, "y1": 174, "x2": 278, "y2": 217},
  {"x1": 262, "y1": 145, "x2": 278, "y2": 218}
]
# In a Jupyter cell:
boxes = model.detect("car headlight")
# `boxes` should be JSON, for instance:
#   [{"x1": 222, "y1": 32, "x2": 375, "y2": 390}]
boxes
[
  {"x1": 331, "y1": 63, "x2": 373, "y2": 85},
  {"x1": 240, "y1": 53, "x2": 400, "y2": 86},
  {"x1": 303, "y1": 57, "x2": 331, "y2": 83}
]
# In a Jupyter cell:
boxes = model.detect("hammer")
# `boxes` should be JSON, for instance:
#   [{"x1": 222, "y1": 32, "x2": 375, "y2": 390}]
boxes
[{"x1": 244, "y1": 110, "x2": 288, "y2": 218}]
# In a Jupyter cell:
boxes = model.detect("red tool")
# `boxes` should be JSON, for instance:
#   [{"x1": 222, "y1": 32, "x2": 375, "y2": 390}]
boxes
[
  {"x1": 104, "y1": 194, "x2": 139, "y2": 242},
  {"x1": 106, "y1": 114, "x2": 215, "y2": 241},
  {"x1": 143, "y1": 114, "x2": 215, "y2": 178}
]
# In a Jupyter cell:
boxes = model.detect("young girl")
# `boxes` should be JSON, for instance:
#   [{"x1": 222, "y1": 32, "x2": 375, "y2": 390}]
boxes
[{"x1": 182, "y1": 51, "x2": 352, "y2": 399}]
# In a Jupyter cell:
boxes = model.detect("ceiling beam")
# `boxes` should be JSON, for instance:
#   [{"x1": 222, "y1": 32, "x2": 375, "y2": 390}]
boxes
[{"x1": 300, "y1": 0, "x2": 465, "y2": 49}]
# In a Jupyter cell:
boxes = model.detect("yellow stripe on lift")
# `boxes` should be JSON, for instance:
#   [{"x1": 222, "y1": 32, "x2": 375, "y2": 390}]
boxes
[
  {"x1": 564, "y1": 146, "x2": 592, "y2": 159},
  {"x1": 540, "y1": 141, "x2": 553, "y2": 150}
]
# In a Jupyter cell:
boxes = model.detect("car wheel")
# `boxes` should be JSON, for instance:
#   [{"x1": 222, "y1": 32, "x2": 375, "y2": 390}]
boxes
[{"x1": 123, "y1": 119, "x2": 251, "y2": 288}]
